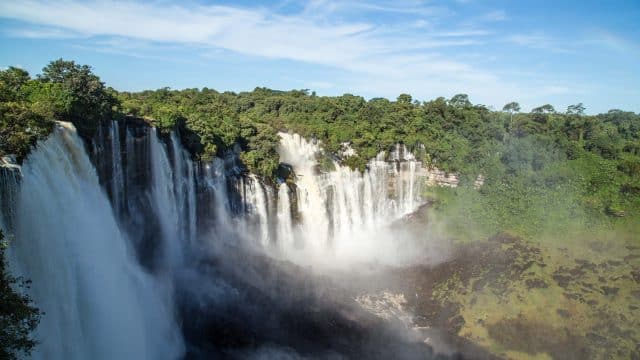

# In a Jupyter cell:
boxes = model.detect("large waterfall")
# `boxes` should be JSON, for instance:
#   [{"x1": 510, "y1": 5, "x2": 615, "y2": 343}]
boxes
[
  {"x1": 0, "y1": 120, "x2": 436, "y2": 359},
  {"x1": 274, "y1": 133, "x2": 427, "y2": 266},
  {"x1": 1, "y1": 123, "x2": 183, "y2": 359}
]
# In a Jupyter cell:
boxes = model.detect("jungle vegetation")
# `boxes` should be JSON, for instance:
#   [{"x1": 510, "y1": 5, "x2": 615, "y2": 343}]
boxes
[{"x1": 2, "y1": 60, "x2": 638, "y2": 235}]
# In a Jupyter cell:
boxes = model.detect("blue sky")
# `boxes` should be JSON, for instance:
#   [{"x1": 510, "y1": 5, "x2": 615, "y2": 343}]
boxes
[{"x1": 0, "y1": 0, "x2": 638, "y2": 114}]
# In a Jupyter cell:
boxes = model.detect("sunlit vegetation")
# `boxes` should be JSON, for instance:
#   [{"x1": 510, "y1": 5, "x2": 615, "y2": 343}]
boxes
[
  {"x1": 2, "y1": 59, "x2": 639, "y2": 217},
  {"x1": 0, "y1": 231, "x2": 42, "y2": 360},
  {"x1": 1, "y1": 58, "x2": 639, "y2": 359}
]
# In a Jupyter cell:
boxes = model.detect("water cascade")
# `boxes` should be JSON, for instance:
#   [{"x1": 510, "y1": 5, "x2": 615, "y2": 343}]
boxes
[
  {"x1": 0, "y1": 120, "x2": 435, "y2": 358},
  {"x1": 1, "y1": 123, "x2": 183, "y2": 359},
  {"x1": 275, "y1": 133, "x2": 427, "y2": 266}
]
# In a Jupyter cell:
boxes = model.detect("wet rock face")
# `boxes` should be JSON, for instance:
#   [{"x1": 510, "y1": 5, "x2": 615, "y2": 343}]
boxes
[
  {"x1": 425, "y1": 169, "x2": 459, "y2": 187},
  {"x1": 0, "y1": 161, "x2": 20, "y2": 232}
]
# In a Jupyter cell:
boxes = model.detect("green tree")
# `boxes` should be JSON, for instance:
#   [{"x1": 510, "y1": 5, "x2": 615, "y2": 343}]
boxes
[
  {"x1": 39, "y1": 59, "x2": 118, "y2": 138},
  {"x1": 0, "y1": 67, "x2": 30, "y2": 102},
  {"x1": 449, "y1": 94, "x2": 472, "y2": 108},
  {"x1": 502, "y1": 101, "x2": 521, "y2": 123},
  {"x1": 0, "y1": 231, "x2": 42, "y2": 360},
  {"x1": 566, "y1": 103, "x2": 585, "y2": 115}
]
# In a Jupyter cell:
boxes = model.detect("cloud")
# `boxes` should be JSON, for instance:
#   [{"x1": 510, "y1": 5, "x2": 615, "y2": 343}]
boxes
[
  {"x1": 584, "y1": 29, "x2": 640, "y2": 55},
  {"x1": 0, "y1": 1, "x2": 492, "y2": 79},
  {"x1": 480, "y1": 10, "x2": 507, "y2": 22},
  {"x1": 505, "y1": 33, "x2": 572, "y2": 53},
  {"x1": 1, "y1": 0, "x2": 599, "y2": 111},
  {"x1": 5, "y1": 26, "x2": 82, "y2": 39}
]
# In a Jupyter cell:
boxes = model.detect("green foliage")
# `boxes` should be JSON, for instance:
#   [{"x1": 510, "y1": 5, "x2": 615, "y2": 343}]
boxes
[
  {"x1": 0, "y1": 231, "x2": 42, "y2": 360},
  {"x1": 0, "y1": 102, "x2": 53, "y2": 161},
  {"x1": 0, "y1": 67, "x2": 30, "y2": 103},
  {"x1": 1, "y1": 59, "x2": 639, "y2": 212},
  {"x1": 39, "y1": 59, "x2": 117, "y2": 139}
]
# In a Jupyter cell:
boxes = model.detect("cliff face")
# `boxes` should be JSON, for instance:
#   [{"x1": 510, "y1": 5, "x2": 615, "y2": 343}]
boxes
[
  {"x1": 2, "y1": 119, "x2": 464, "y2": 266},
  {"x1": 0, "y1": 120, "x2": 465, "y2": 359}
]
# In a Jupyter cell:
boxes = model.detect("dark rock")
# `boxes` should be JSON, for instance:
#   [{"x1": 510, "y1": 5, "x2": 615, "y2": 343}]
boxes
[
  {"x1": 556, "y1": 309, "x2": 571, "y2": 318},
  {"x1": 449, "y1": 315, "x2": 466, "y2": 333},
  {"x1": 586, "y1": 332, "x2": 607, "y2": 346},
  {"x1": 600, "y1": 286, "x2": 619, "y2": 296},
  {"x1": 563, "y1": 292, "x2": 584, "y2": 302},
  {"x1": 525, "y1": 278, "x2": 548, "y2": 289},
  {"x1": 553, "y1": 274, "x2": 572, "y2": 288}
]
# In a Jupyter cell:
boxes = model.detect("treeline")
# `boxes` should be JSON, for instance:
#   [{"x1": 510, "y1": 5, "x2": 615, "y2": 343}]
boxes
[
  {"x1": 1, "y1": 60, "x2": 639, "y2": 219},
  {"x1": 0, "y1": 60, "x2": 117, "y2": 160}
]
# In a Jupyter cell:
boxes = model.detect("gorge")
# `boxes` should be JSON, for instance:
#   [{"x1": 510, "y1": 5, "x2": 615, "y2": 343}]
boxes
[{"x1": 0, "y1": 119, "x2": 456, "y2": 359}]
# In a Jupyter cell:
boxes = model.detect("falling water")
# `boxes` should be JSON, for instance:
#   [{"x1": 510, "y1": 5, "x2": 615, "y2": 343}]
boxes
[
  {"x1": 275, "y1": 133, "x2": 426, "y2": 266},
  {"x1": 247, "y1": 174, "x2": 271, "y2": 247},
  {"x1": 277, "y1": 183, "x2": 295, "y2": 250},
  {"x1": 2, "y1": 123, "x2": 183, "y2": 359},
  {"x1": 0, "y1": 119, "x2": 433, "y2": 358},
  {"x1": 150, "y1": 129, "x2": 182, "y2": 269},
  {"x1": 170, "y1": 132, "x2": 197, "y2": 247}
]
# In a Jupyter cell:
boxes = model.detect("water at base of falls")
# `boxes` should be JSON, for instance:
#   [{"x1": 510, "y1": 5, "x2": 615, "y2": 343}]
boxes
[{"x1": 3, "y1": 123, "x2": 183, "y2": 360}]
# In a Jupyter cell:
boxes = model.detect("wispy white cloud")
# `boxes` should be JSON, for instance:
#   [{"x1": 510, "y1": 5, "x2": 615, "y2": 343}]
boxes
[
  {"x1": 5, "y1": 26, "x2": 83, "y2": 39},
  {"x1": 583, "y1": 29, "x2": 640, "y2": 55},
  {"x1": 301, "y1": 0, "x2": 449, "y2": 17},
  {"x1": 0, "y1": 0, "x2": 484, "y2": 75},
  {"x1": 505, "y1": 33, "x2": 572, "y2": 53},
  {"x1": 480, "y1": 10, "x2": 507, "y2": 22},
  {"x1": 0, "y1": 0, "x2": 592, "y2": 109}
]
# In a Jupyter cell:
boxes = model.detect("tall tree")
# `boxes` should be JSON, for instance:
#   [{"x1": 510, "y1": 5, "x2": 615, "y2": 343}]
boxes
[
  {"x1": 531, "y1": 104, "x2": 555, "y2": 114},
  {"x1": 38, "y1": 59, "x2": 117, "y2": 138},
  {"x1": 502, "y1": 101, "x2": 521, "y2": 123},
  {"x1": 566, "y1": 103, "x2": 585, "y2": 115},
  {"x1": 449, "y1": 94, "x2": 471, "y2": 108}
]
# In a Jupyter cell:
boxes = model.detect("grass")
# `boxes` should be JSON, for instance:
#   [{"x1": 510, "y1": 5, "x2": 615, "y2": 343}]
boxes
[
  {"x1": 421, "y1": 176, "x2": 640, "y2": 359},
  {"x1": 427, "y1": 229, "x2": 640, "y2": 359}
]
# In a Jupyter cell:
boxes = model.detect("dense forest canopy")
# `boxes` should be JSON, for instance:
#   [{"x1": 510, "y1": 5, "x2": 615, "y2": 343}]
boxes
[{"x1": 1, "y1": 59, "x2": 639, "y2": 237}]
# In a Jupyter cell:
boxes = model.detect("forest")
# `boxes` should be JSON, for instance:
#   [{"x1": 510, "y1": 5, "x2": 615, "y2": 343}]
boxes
[
  {"x1": 1, "y1": 60, "x2": 640, "y2": 358},
  {"x1": 2, "y1": 59, "x2": 639, "y2": 239}
]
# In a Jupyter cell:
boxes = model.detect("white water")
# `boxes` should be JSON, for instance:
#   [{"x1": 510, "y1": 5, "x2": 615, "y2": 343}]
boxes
[
  {"x1": 150, "y1": 129, "x2": 183, "y2": 270},
  {"x1": 170, "y1": 132, "x2": 197, "y2": 247},
  {"x1": 275, "y1": 133, "x2": 426, "y2": 266},
  {"x1": 277, "y1": 183, "x2": 295, "y2": 251},
  {"x1": 4, "y1": 123, "x2": 183, "y2": 359},
  {"x1": 247, "y1": 174, "x2": 271, "y2": 247}
]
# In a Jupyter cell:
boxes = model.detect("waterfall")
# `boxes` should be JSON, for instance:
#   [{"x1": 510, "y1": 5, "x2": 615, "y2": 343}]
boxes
[
  {"x1": 277, "y1": 183, "x2": 295, "y2": 250},
  {"x1": 2, "y1": 123, "x2": 183, "y2": 360},
  {"x1": 150, "y1": 129, "x2": 182, "y2": 269},
  {"x1": 277, "y1": 133, "x2": 330, "y2": 254},
  {"x1": 0, "y1": 118, "x2": 433, "y2": 358},
  {"x1": 247, "y1": 174, "x2": 270, "y2": 247},
  {"x1": 170, "y1": 132, "x2": 197, "y2": 247},
  {"x1": 110, "y1": 120, "x2": 124, "y2": 215},
  {"x1": 275, "y1": 133, "x2": 426, "y2": 266}
]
